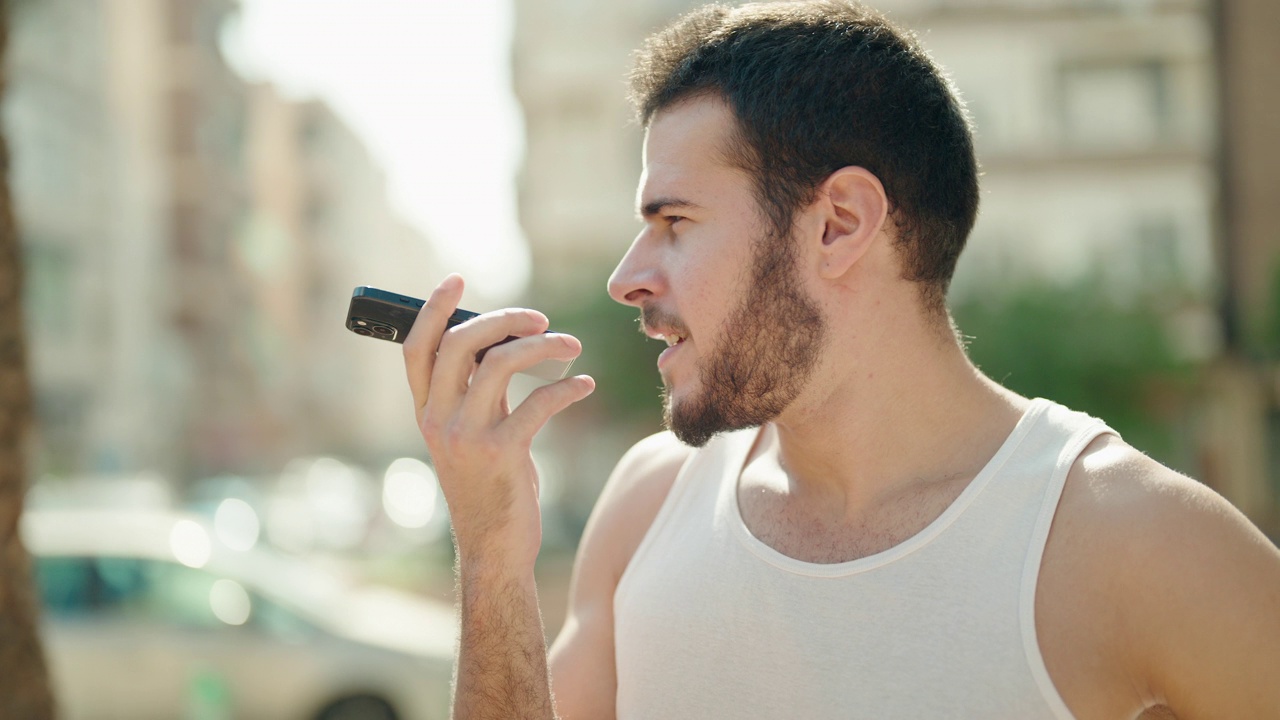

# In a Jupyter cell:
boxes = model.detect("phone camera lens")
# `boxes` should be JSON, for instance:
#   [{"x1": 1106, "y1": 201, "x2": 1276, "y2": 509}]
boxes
[
  {"x1": 371, "y1": 325, "x2": 395, "y2": 337},
  {"x1": 353, "y1": 327, "x2": 374, "y2": 336}
]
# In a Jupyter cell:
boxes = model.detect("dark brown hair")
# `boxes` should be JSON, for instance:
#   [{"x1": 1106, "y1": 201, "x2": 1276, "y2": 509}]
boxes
[{"x1": 630, "y1": 1, "x2": 979, "y2": 313}]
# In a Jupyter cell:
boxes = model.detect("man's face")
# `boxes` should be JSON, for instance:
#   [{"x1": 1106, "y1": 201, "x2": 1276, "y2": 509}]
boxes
[{"x1": 607, "y1": 96, "x2": 826, "y2": 447}]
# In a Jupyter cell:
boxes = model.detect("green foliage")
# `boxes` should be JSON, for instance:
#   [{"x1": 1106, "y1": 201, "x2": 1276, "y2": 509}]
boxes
[
  {"x1": 952, "y1": 273, "x2": 1199, "y2": 470},
  {"x1": 1259, "y1": 259, "x2": 1280, "y2": 359}
]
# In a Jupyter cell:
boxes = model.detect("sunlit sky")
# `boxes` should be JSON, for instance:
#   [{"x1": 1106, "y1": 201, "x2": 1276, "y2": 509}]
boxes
[{"x1": 224, "y1": 0, "x2": 529, "y2": 303}]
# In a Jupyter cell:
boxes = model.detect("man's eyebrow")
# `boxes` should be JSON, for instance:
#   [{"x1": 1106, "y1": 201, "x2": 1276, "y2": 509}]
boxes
[{"x1": 637, "y1": 197, "x2": 701, "y2": 220}]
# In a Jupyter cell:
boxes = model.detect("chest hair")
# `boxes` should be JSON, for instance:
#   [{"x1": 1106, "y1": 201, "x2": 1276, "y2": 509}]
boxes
[{"x1": 736, "y1": 469, "x2": 973, "y2": 564}]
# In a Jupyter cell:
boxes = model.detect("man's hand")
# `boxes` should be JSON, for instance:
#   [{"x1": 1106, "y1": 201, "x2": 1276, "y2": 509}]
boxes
[{"x1": 403, "y1": 273, "x2": 594, "y2": 570}]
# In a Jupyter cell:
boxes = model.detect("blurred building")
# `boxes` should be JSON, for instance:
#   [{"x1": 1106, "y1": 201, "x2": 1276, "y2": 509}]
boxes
[
  {"x1": 162, "y1": 0, "x2": 260, "y2": 479},
  {"x1": 515, "y1": 0, "x2": 1216, "y2": 314},
  {"x1": 916, "y1": 0, "x2": 1215, "y2": 305},
  {"x1": 244, "y1": 85, "x2": 441, "y2": 469},
  {"x1": 513, "y1": 2, "x2": 653, "y2": 304},
  {"x1": 513, "y1": 0, "x2": 1277, "y2": 530},
  {"x1": 5, "y1": 0, "x2": 438, "y2": 487},
  {"x1": 6, "y1": 0, "x2": 181, "y2": 478}
]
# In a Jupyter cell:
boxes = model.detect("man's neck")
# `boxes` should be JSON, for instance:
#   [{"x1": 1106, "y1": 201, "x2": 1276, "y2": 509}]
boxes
[{"x1": 763, "y1": 317, "x2": 1028, "y2": 518}]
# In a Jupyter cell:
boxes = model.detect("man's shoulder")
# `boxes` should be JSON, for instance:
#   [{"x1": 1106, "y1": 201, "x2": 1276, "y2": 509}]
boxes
[
  {"x1": 1044, "y1": 433, "x2": 1280, "y2": 714},
  {"x1": 604, "y1": 430, "x2": 696, "y2": 502},
  {"x1": 593, "y1": 430, "x2": 695, "y2": 535},
  {"x1": 577, "y1": 431, "x2": 695, "y2": 586},
  {"x1": 1054, "y1": 433, "x2": 1273, "y2": 576},
  {"x1": 1050, "y1": 432, "x2": 1280, "y2": 650},
  {"x1": 1058, "y1": 434, "x2": 1255, "y2": 553}
]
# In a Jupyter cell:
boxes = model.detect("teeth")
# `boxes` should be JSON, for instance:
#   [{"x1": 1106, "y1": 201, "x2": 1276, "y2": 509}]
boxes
[{"x1": 664, "y1": 335, "x2": 684, "y2": 347}]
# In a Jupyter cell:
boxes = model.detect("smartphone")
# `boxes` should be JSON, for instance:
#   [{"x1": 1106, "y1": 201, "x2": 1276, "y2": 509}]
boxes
[{"x1": 345, "y1": 286, "x2": 574, "y2": 382}]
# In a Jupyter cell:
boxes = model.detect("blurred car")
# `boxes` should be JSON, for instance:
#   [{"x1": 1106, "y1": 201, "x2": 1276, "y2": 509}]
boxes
[{"x1": 22, "y1": 509, "x2": 457, "y2": 720}]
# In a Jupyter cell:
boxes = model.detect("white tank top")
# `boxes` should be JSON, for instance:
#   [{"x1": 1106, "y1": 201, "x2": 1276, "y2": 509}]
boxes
[{"x1": 614, "y1": 398, "x2": 1113, "y2": 719}]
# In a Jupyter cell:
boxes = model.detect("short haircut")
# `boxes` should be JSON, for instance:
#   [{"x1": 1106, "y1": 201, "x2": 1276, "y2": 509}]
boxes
[{"x1": 630, "y1": 1, "x2": 980, "y2": 314}]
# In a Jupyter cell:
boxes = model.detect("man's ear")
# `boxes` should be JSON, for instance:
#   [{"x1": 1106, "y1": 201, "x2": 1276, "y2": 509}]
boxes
[{"x1": 815, "y1": 167, "x2": 889, "y2": 280}]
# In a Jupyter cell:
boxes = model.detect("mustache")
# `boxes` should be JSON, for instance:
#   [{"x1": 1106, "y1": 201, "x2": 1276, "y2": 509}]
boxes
[{"x1": 639, "y1": 305, "x2": 691, "y2": 338}]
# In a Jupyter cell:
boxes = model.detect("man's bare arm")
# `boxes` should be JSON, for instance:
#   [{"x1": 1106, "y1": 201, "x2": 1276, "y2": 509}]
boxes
[
  {"x1": 400, "y1": 276, "x2": 594, "y2": 720},
  {"x1": 454, "y1": 563, "x2": 555, "y2": 719},
  {"x1": 548, "y1": 432, "x2": 691, "y2": 720}
]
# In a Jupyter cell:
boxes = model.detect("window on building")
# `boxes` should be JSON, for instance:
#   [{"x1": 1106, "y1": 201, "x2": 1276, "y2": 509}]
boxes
[{"x1": 1058, "y1": 59, "x2": 1170, "y2": 152}]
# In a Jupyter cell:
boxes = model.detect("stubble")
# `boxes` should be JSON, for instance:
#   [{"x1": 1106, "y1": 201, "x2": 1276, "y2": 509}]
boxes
[{"x1": 662, "y1": 226, "x2": 827, "y2": 447}]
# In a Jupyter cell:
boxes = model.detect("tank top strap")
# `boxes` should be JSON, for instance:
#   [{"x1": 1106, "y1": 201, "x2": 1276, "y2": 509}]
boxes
[{"x1": 1018, "y1": 402, "x2": 1118, "y2": 719}]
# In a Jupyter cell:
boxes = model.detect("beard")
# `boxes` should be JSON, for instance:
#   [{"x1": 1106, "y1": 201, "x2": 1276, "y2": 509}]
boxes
[{"x1": 656, "y1": 225, "x2": 827, "y2": 447}]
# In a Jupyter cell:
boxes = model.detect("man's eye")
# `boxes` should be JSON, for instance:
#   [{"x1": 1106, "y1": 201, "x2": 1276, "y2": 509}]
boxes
[{"x1": 665, "y1": 215, "x2": 685, "y2": 225}]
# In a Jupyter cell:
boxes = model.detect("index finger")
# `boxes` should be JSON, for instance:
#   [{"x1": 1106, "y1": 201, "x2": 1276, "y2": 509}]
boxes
[{"x1": 402, "y1": 274, "x2": 465, "y2": 413}]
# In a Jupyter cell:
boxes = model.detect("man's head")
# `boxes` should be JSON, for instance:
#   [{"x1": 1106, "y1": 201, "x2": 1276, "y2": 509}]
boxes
[
  {"x1": 629, "y1": 0, "x2": 979, "y2": 314},
  {"x1": 611, "y1": 96, "x2": 827, "y2": 447},
  {"x1": 610, "y1": 1, "x2": 979, "y2": 446}
]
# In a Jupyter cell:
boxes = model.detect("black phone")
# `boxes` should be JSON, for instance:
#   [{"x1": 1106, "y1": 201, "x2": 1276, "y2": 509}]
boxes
[{"x1": 345, "y1": 286, "x2": 574, "y2": 381}]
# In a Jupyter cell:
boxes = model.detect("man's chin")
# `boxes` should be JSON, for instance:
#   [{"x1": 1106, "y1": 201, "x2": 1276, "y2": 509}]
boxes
[
  {"x1": 662, "y1": 393, "x2": 701, "y2": 447},
  {"x1": 666, "y1": 420, "x2": 718, "y2": 448},
  {"x1": 663, "y1": 391, "x2": 729, "y2": 448}
]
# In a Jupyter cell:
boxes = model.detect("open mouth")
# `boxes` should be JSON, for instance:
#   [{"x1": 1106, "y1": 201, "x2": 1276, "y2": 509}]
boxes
[{"x1": 655, "y1": 332, "x2": 688, "y2": 372}]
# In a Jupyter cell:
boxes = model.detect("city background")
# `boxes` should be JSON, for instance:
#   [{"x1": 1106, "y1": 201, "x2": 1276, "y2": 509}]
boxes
[{"x1": 4, "y1": 0, "x2": 1277, "y2": 717}]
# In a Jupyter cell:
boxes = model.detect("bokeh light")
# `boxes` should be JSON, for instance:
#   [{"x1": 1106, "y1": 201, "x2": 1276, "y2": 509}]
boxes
[
  {"x1": 214, "y1": 498, "x2": 261, "y2": 552},
  {"x1": 382, "y1": 458, "x2": 439, "y2": 530},
  {"x1": 209, "y1": 579, "x2": 252, "y2": 626},
  {"x1": 170, "y1": 520, "x2": 212, "y2": 569}
]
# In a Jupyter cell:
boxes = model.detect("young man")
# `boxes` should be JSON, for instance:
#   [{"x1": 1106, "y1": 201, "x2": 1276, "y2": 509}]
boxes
[{"x1": 402, "y1": 2, "x2": 1280, "y2": 718}]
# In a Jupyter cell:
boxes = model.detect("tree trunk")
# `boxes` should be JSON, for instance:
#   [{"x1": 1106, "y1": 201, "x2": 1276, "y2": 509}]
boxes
[{"x1": 0, "y1": 1, "x2": 56, "y2": 716}]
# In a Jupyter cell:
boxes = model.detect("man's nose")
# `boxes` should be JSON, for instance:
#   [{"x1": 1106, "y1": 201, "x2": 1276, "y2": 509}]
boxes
[{"x1": 607, "y1": 231, "x2": 664, "y2": 307}]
